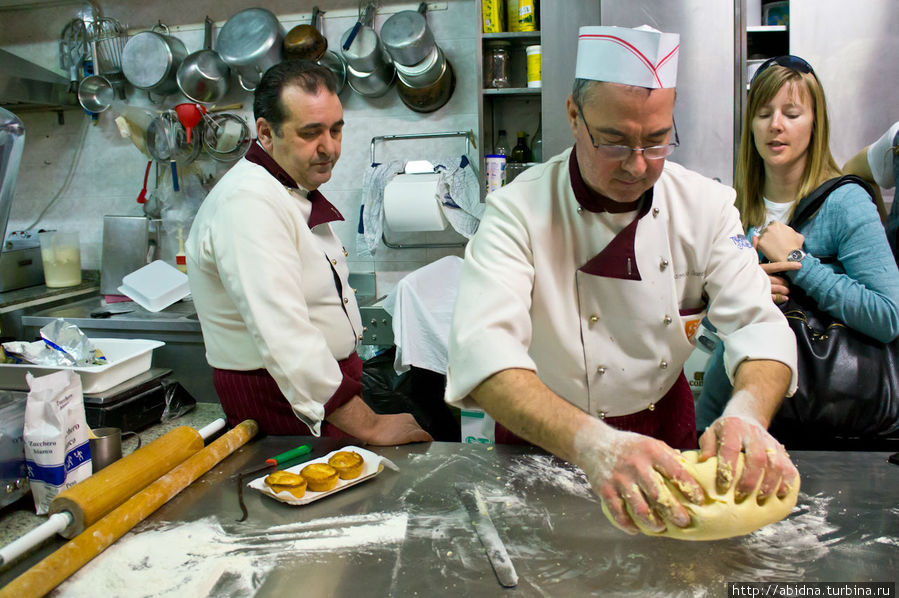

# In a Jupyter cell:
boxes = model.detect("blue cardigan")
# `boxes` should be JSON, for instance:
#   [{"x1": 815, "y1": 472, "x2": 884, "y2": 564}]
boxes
[{"x1": 695, "y1": 182, "x2": 899, "y2": 429}]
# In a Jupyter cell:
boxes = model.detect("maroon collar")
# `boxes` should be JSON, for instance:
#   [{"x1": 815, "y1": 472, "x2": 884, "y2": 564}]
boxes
[
  {"x1": 568, "y1": 145, "x2": 654, "y2": 280},
  {"x1": 568, "y1": 145, "x2": 643, "y2": 214},
  {"x1": 245, "y1": 140, "x2": 344, "y2": 228}
]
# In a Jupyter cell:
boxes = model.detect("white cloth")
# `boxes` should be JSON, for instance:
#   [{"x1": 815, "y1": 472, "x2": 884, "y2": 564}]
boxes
[
  {"x1": 867, "y1": 121, "x2": 899, "y2": 189},
  {"x1": 576, "y1": 25, "x2": 679, "y2": 89},
  {"x1": 446, "y1": 147, "x2": 797, "y2": 416},
  {"x1": 186, "y1": 158, "x2": 363, "y2": 435},
  {"x1": 359, "y1": 160, "x2": 403, "y2": 257},
  {"x1": 382, "y1": 256, "x2": 463, "y2": 375},
  {"x1": 434, "y1": 155, "x2": 485, "y2": 239}
]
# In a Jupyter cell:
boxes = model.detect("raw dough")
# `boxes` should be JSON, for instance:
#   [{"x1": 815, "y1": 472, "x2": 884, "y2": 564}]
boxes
[{"x1": 602, "y1": 450, "x2": 800, "y2": 541}]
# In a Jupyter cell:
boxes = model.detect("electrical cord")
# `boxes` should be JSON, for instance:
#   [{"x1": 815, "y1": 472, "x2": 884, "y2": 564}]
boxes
[{"x1": 24, "y1": 113, "x2": 91, "y2": 231}]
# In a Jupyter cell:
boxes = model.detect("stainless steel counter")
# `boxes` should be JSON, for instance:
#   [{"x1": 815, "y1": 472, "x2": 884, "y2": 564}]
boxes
[{"x1": 1, "y1": 441, "x2": 896, "y2": 596}]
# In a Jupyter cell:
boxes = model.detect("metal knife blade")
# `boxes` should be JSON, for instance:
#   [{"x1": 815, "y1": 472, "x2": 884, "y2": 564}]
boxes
[{"x1": 455, "y1": 482, "x2": 519, "y2": 588}]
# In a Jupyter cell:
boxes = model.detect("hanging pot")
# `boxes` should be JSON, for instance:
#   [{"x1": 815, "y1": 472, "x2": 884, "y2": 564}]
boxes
[
  {"x1": 121, "y1": 25, "x2": 188, "y2": 97},
  {"x1": 380, "y1": 4, "x2": 436, "y2": 67},
  {"x1": 395, "y1": 57, "x2": 455, "y2": 113},
  {"x1": 340, "y1": 3, "x2": 392, "y2": 73},
  {"x1": 283, "y1": 23, "x2": 327, "y2": 60},
  {"x1": 177, "y1": 16, "x2": 231, "y2": 104},
  {"x1": 216, "y1": 7, "x2": 284, "y2": 92},
  {"x1": 346, "y1": 61, "x2": 395, "y2": 98},
  {"x1": 394, "y1": 46, "x2": 445, "y2": 89}
]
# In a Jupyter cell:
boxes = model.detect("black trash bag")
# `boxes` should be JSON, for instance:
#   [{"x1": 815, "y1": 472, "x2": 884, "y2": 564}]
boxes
[{"x1": 361, "y1": 347, "x2": 460, "y2": 441}]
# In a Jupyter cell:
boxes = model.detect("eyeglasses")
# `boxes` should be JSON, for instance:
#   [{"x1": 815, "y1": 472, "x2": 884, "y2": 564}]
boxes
[
  {"x1": 750, "y1": 55, "x2": 817, "y2": 87},
  {"x1": 578, "y1": 106, "x2": 679, "y2": 161}
]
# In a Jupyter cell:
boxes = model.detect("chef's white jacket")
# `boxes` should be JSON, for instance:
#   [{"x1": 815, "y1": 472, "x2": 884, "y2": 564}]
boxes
[
  {"x1": 446, "y1": 147, "x2": 797, "y2": 418},
  {"x1": 186, "y1": 156, "x2": 362, "y2": 434}
]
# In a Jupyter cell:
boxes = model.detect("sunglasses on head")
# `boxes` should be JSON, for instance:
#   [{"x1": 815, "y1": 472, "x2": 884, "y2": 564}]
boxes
[{"x1": 750, "y1": 55, "x2": 816, "y2": 87}]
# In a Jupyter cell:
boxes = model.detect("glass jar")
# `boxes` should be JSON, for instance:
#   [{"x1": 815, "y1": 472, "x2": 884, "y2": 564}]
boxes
[{"x1": 484, "y1": 41, "x2": 511, "y2": 88}]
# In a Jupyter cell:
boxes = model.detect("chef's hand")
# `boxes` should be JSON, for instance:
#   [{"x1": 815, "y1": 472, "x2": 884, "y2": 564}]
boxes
[
  {"x1": 755, "y1": 221, "x2": 805, "y2": 264},
  {"x1": 575, "y1": 420, "x2": 705, "y2": 535},
  {"x1": 698, "y1": 413, "x2": 797, "y2": 503},
  {"x1": 327, "y1": 396, "x2": 433, "y2": 445}
]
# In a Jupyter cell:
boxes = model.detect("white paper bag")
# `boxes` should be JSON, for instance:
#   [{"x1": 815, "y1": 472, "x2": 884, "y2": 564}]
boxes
[{"x1": 23, "y1": 369, "x2": 92, "y2": 514}]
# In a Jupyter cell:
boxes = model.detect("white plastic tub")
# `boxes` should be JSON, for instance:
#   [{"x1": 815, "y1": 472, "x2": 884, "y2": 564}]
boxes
[
  {"x1": 118, "y1": 260, "x2": 190, "y2": 312},
  {"x1": 0, "y1": 338, "x2": 164, "y2": 393}
]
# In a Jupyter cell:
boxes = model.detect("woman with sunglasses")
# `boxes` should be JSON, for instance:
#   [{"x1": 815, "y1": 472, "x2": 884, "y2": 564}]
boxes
[{"x1": 695, "y1": 56, "x2": 899, "y2": 432}]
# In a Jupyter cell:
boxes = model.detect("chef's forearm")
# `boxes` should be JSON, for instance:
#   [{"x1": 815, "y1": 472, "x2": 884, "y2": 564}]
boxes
[
  {"x1": 724, "y1": 359, "x2": 792, "y2": 428},
  {"x1": 470, "y1": 368, "x2": 603, "y2": 463}
]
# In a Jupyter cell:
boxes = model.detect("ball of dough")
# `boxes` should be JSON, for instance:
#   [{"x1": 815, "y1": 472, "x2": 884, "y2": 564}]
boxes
[
  {"x1": 328, "y1": 450, "x2": 364, "y2": 480},
  {"x1": 602, "y1": 450, "x2": 800, "y2": 541},
  {"x1": 301, "y1": 463, "x2": 339, "y2": 492}
]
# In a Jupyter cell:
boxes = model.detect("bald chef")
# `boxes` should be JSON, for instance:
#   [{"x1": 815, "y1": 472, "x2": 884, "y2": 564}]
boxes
[{"x1": 446, "y1": 25, "x2": 799, "y2": 535}]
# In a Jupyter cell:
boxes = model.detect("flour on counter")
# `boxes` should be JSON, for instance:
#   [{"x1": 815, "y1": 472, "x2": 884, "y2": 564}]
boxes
[
  {"x1": 51, "y1": 512, "x2": 409, "y2": 598},
  {"x1": 505, "y1": 454, "x2": 596, "y2": 502}
]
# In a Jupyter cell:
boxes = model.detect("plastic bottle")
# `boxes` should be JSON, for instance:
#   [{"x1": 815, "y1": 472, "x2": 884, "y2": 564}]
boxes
[
  {"x1": 509, "y1": 132, "x2": 532, "y2": 163},
  {"x1": 494, "y1": 129, "x2": 509, "y2": 157}
]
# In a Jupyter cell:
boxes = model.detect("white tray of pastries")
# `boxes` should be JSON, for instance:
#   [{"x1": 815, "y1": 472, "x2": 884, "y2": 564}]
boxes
[{"x1": 248, "y1": 445, "x2": 398, "y2": 506}]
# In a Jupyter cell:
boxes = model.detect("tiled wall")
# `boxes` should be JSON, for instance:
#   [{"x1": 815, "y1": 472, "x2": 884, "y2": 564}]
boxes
[{"x1": 1, "y1": 0, "x2": 476, "y2": 296}]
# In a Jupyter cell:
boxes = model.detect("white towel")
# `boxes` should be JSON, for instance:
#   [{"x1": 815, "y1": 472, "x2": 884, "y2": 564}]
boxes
[
  {"x1": 358, "y1": 160, "x2": 403, "y2": 257},
  {"x1": 381, "y1": 256, "x2": 464, "y2": 375},
  {"x1": 433, "y1": 155, "x2": 484, "y2": 239}
]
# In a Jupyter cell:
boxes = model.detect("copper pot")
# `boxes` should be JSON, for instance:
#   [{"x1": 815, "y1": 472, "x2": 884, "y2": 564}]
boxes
[
  {"x1": 395, "y1": 58, "x2": 454, "y2": 113},
  {"x1": 283, "y1": 24, "x2": 327, "y2": 60}
]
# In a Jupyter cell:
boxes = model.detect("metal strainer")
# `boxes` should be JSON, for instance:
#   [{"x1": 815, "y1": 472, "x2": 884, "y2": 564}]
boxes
[{"x1": 201, "y1": 113, "x2": 251, "y2": 161}]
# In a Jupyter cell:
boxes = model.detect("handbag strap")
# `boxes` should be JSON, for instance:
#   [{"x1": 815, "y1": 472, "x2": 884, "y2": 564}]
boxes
[{"x1": 788, "y1": 174, "x2": 876, "y2": 230}]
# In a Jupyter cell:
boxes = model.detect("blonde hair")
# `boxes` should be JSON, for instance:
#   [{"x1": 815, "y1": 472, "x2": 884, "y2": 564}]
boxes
[{"x1": 734, "y1": 65, "x2": 841, "y2": 230}]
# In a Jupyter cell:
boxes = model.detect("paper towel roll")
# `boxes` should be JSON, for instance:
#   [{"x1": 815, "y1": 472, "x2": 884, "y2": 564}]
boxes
[{"x1": 383, "y1": 173, "x2": 448, "y2": 232}]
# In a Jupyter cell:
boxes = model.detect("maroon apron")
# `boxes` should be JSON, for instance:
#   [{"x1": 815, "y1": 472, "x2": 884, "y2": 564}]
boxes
[
  {"x1": 213, "y1": 353, "x2": 362, "y2": 436},
  {"x1": 494, "y1": 372, "x2": 697, "y2": 450}
]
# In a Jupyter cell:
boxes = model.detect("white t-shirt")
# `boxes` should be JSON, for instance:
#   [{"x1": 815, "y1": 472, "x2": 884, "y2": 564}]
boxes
[
  {"x1": 867, "y1": 121, "x2": 899, "y2": 189},
  {"x1": 763, "y1": 197, "x2": 796, "y2": 226}
]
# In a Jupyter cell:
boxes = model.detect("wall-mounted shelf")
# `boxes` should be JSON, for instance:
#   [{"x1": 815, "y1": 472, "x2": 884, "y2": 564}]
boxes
[{"x1": 483, "y1": 88, "x2": 541, "y2": 96}]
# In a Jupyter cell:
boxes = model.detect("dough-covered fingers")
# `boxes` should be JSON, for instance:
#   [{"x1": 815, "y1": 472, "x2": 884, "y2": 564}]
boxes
[{"x1": 598, "y1": 487, "x2": 640, "y2": 535}]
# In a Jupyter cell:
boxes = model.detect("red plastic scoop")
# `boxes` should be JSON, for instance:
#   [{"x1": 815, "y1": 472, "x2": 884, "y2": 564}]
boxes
[
  {"x1": 174, "y1": 103, "x2": 206, "y2": 144},
  {"x1": 137, "y1": 160, "x2": 152, "y2": 204}
]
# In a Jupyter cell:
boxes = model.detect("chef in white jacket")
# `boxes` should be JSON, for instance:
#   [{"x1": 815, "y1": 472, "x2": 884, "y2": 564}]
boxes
[{"x1": 447, "y1": 25, "x2": 799, "y2": 535}]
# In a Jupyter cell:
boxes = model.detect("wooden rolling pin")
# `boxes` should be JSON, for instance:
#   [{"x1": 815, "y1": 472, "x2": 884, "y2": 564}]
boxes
[
  {"x1": 0, "y1": 419, "x2": 258, "y2": 598},
  {"x1": 0, "y1": 419, "x2": 226, "y2": 567}
]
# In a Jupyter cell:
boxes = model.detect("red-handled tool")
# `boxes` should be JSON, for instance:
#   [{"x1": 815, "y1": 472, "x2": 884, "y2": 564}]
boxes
[{"x1": 136, "y1": 160, "x2": 152, "y2": 204}]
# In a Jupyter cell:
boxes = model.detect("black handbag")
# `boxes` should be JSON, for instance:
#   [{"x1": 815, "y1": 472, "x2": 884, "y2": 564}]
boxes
[{"x1": 768, "y1": 176, "x2": 899, "y2": 443}]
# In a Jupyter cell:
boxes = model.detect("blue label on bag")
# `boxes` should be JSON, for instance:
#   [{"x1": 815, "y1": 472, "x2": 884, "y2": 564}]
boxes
[{"x1": 26, "y1": 440, "x2": 91, "y2": 485}]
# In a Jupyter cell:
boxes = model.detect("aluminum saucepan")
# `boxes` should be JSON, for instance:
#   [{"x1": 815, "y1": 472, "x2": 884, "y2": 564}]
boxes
[
  {"x1": 346, "y1": 60, "x2": 395, "y2": 98},
  {"x1": 395, "y1": 57, "x2": 455, "y2": 113},
  {"x1": 217, "y1": 7, "x2": 284, "y2": 92},
  {"x1": 177, "y1": 16, "x2": 231, "y2": 104},
  {"x1": 121, "y1": 26, "x2": 188, "y2": 98},
  {"x1": 379, "y1": 5, "x2": 436, "y2": 67}
]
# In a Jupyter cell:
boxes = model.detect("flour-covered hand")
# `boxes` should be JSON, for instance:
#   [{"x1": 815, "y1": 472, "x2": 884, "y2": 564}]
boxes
[
  {"x1": 574, "y1": 420, "x2": 704, "y2": 534},
  {"x1": 699, "y1": 413, "x2": 797, "y2": 502}
]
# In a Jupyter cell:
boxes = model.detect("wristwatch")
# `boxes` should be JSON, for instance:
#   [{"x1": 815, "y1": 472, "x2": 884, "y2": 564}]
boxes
[{"x1": 786, "y1": 248, "x2": 807, "y2": 263}]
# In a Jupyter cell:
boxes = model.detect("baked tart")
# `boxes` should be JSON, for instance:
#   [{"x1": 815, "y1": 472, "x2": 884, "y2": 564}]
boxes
[
  {"x1": 264, "y1": 470, "x2": 307, "y2": 498},
  {"x1": 300, "y1": 462, "x2": 339, "y2": 492},
  {"x1": 328, "y1": 450, "x2": 365, "y2": 480}
]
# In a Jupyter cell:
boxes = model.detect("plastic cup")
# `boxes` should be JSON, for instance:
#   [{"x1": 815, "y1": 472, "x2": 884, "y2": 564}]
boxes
[{"x1": 39, "y1": 231, "x2": 82, "y2": 288}]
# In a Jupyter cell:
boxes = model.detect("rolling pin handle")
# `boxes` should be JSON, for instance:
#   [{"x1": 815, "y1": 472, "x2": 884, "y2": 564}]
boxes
[
  {"x1": 197, "y1": 418, "x2": 227, "y2": 441},
  {"x1": 0, "y1": 511, "x2": 72, "y2": 567}
]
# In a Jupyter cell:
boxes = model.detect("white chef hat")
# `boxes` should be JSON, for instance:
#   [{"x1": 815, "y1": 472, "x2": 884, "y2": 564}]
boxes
[{"x1": 575, "y1": 25, "x2": 679, "y2": 89}]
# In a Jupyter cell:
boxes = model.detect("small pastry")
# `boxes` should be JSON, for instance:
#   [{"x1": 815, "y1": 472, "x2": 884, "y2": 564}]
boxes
[
  {"x1": 328, "y1": 451, "x2": 364, "y2": 480},
  {"x1": 264, "y1": 470, "x2": 307, "y2": 498},
  {"x1": 300, "y1": 462, "x2": 339, "y2": 492}
]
